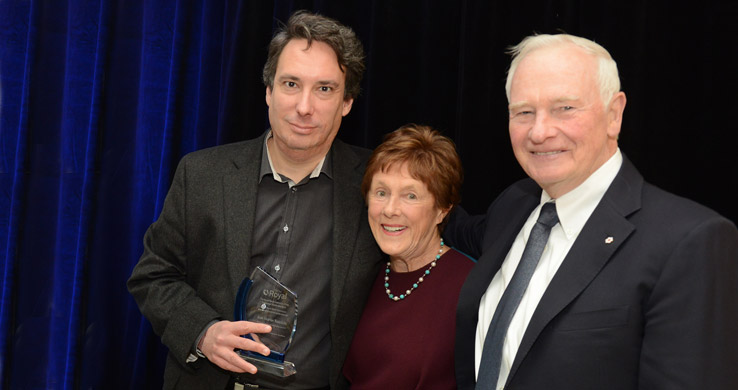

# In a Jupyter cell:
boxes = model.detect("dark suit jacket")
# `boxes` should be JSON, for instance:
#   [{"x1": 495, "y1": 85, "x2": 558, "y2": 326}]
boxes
[
  {"x1": 128, "y1": 133, "x2": 382, "y2": 389},
  {"x1": 445, "y1": 156, "x2": 738, "y2": 389}
]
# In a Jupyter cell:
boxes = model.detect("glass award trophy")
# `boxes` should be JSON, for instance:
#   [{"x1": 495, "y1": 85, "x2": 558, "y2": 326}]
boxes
[{"x1": 234, "y1": 266, "x2": 298, "y2": 377}]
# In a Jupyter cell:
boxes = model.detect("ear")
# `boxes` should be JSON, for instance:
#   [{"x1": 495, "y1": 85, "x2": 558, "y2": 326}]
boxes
[
  {"x1": 436, "y1": 206, "x2": 451, "y2": 225},
  {"x1": 606, "y1": 92, "x2": 627, "y2": 139},
  {"x1": 265, "y1": 86, "x2": 273, "y2": 107},
  {"x1": 342, "y1": 97, "x2": 354, "y2": 116}
]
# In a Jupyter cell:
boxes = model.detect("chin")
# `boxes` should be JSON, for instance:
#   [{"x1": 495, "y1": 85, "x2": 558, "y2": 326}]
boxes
[
  {"x1": 377, "y1": 243, "x2": 402, "y2": 258},
  {"x1": 527, "y1": 165, "x2": 568, "y2": 183}
]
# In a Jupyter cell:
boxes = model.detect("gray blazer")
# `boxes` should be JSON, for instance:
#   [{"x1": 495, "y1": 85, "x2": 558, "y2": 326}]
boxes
[{"x1": 128, "y1": 133, "x2": 382, "y2": 389}]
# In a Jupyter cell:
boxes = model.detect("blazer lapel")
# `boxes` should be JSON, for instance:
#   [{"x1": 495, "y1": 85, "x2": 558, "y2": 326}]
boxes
[
  {"x1": 329, "y1": 140, "x2": 366, "y2": 324},
  {"x1": 507, "y1": 157, "x2": 643, "y2": 383},
  {"x1": 224, "y1": 136, "x2": 264, "y2": 298}
]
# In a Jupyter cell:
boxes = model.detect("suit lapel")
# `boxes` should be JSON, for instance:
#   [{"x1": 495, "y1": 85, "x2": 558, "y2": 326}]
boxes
[
  {"x1": 224, "y1": 136, "x2": 264, "y2": 297},
  {"x1": 329, "y1": 140, "x2": 366, "y2": 324},
  {"x1": 507, "y1": 157, "x2": 644, "y2": 384},
  {"x1": 466, "y1": 193, "x2": 539, "y2": 312},
  {"x1": 456, "y1": 183, "x2": 540, "y2": 388}
]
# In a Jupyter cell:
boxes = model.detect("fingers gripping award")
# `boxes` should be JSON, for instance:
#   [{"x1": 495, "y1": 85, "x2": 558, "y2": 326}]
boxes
[{"x1": 234, "y1": 267, "x2": 298, "y2": 377}]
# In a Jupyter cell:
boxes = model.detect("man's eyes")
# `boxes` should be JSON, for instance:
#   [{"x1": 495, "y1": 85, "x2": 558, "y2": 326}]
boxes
[
  {"x1": 510, "y1": 106, "x2": 575, "y2": 118},
  {"x1": 511, "y1": 109, "x2": 534, "y2": 118},
  {"x1": 280, "y1": 82, "x2": 338, "y2": 94}
]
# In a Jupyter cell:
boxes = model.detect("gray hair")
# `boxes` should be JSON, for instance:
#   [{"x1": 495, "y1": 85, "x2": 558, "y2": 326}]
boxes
[
  {"x1": 505, "y1": 34, "x2": 621, "y2": 106},
  {"x1": 262, "y1": 10, "x2": 365, "y2": 100}
]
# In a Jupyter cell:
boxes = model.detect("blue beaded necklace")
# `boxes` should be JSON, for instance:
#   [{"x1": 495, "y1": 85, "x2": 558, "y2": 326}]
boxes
[{"x1": 384, "y1": 239, "x2": 444, "y2": 301}]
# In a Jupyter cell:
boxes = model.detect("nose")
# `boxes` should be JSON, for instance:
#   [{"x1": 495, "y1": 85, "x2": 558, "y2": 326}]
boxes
[
  {"x1": 529, "y1": 112, "x2": 556, "y2": 144},
  {"x1": 296, "y1": 90, "x2": 314, "y2": 116},
  {"x1": 382, "y1": 196, "x2": 401, "y2": 217}
]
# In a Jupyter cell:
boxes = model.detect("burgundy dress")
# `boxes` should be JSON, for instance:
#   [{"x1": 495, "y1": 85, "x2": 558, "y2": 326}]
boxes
[{"x1": 343, "y1": 249, "x2": 475, "y2": 389}]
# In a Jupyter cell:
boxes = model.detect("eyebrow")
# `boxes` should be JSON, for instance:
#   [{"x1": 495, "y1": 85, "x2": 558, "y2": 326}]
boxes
[
  {"x1": 553, "y1": 95, "x2": 580, "y2": 103},
  {"x1": 371, "y1": 180, "x2": 421, "y2": 192},
  {"x1": 508, "y1": 101, "x2": 530, "y2": 111},
  {"x1": 316, "y1": 80, "x2": 340, "y2": 88},
  {"x1": 508, "y1": 95, "x2": 582, "y2": 110},
  {"x1": 277, "y1": 74, "x2": 300, "y2": 82}
]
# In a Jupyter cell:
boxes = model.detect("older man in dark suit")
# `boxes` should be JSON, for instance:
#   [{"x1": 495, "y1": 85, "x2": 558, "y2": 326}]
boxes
[
  {"x1": 128, "y1": 11, "x2": 382, "y2": 390},
  {"x1": 445, "y1": 34, "x2": 738, "y2": 389}
]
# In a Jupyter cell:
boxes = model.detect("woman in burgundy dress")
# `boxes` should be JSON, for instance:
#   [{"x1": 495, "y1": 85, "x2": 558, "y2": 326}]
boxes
[{"x1": 343, "y1": 124, "x2": 474, "y2": 389}]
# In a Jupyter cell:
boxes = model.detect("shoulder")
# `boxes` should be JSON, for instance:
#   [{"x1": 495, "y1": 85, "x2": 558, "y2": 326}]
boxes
[
  {"x1": 330, "y1": 139, "x2": 372, "y2": 189},
  {"x1": 437, "y1": 249, "x2": 477, "y2": 293},
  {"x1": 635, "y1": 185, "x2": 738, "y2": 262},
  {"x1": 183, "y1": 137, "x2": 261, "y2": 163},
  {"x1": 178, "y1": 136, "x2": 264, "y2": 172},
  {"x1": 445, "y1": 248, "x2": 477, "y2": 270},
  {"x1": 332, "y1": 138, "x2": 372, "y2": 165},
  {"x1": 639, "y1": 181, "x2": 734, "y2": 233},
  {"x1": 481, "y1": 177, "x2": 539, "y2": 219},
  {"x1": 609, "y1": 155, "x2": 731, "y2": 231},
  {"x1": 603, "y1": 169, "x2": 738, "y2": 259}
]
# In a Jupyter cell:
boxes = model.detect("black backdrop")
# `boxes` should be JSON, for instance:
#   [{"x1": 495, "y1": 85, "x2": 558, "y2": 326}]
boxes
[
  {"x1": 226, "y1": 1, "x2": 738, "y2": 219},
  {"x1": 1, "y1": 0, "x2": 736, "y2": 387}
]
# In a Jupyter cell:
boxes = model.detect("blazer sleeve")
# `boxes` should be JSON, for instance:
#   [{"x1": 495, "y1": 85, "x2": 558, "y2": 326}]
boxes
[
  {"x1": 443, "y1": 205, "x2": 486, "y2": 259},
  {"x1": 639, "y1": 216, "x2": 738, "y2": 389},
  {"x1": 127, "y1": 154, "x2": 221, "y2": 368}
]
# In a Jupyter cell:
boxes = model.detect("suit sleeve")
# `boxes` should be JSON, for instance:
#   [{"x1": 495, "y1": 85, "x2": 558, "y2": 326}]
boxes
[
  {"x1": 127, "y1": 155, "x2": 221, "y2": 368},
  {"x1": 639, "y1": 216, "x2": 738, "y2": 389},
  {"x1": 443, "y1": 205, "x2": 486, "y2": 259}
]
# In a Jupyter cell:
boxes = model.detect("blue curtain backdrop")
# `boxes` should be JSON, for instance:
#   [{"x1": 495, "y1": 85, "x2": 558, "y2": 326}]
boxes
[
  {"x1": 2, "y1": 0, "x2": 737, "y2": 388},
  {"x1": 0, "y1": 0, "x2": 283, "y2": 387}
]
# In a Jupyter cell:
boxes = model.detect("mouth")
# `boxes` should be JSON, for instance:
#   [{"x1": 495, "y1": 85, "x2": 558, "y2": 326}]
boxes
[
  {"x1": 381, "y1": 225, "x2": 406, "y2": 233},
  {"x1": 288, "y1": 122, "x2": 317, "y2": 133},
  {"x1": 532, "y1": 150, "x2": 564, "y2": 156}
]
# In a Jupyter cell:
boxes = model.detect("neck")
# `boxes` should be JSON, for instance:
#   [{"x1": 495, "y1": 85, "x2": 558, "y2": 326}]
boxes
[
  {"x1": 390, "y1": 236, "x2": 447, "y2": 272},
  {"x1": 267, "y1": 137, "x2": 327, "y2": 182}
]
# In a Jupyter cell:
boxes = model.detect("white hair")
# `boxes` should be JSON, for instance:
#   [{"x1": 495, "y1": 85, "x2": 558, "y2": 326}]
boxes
[{"x1": 505, "y1": 34, "x2": 621, "y2": 107}]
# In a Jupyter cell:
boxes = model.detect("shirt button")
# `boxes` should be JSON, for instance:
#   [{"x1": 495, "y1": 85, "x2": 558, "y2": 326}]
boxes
[
  {"x1": 274, "y1": 264, "x2": 281, "y2": 272},
  {"x1": 283, "y1": 225, "x2": 289, "y2": 232}
]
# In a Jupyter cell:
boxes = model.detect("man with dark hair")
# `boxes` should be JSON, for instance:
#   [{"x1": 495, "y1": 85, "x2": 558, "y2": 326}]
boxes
[
  {"x1": 446, "y1": 34, "x2": 738, "y2": 389},
  {"x1": 128, "y1": 11, "x2": 382, "y2": 389}
]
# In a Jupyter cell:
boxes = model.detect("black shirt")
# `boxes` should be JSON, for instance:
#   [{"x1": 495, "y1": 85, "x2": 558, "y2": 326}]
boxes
[{"x1": 245, "y1": 133, "x2": 334, "y2": 389}]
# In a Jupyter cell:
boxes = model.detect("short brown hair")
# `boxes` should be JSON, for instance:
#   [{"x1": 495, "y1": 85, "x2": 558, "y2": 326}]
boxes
[
  {"x1": 262, "y1": 10, "x2": 365, "y2": 100},
  {"x1": 362, "y1": 124, "x2": 463, "y2": 231}
]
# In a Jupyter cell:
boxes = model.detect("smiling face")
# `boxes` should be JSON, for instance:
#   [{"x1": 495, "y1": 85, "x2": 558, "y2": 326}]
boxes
[
  {"x1": 266, "y1": 38, "x2": 354, "y2": 163},
  {"x1": 508, "y1": 44, "x2": 626, "y2": 198},
  {"x1": 367, "y1": 163, "x2": 448, "y2": 267}
]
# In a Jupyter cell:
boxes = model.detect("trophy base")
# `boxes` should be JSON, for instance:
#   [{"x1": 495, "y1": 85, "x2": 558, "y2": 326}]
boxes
[{"x1": 238, "y1": 352, "x2": 296, "y2": 377}]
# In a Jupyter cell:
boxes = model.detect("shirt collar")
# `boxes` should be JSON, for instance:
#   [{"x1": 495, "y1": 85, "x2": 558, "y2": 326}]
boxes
[
  {"x1": 540, "y1": 148, "x2": 623, "y2": 239},
  {"x1": 259, "y1": 130, "x2": 333, "y2": 186}
]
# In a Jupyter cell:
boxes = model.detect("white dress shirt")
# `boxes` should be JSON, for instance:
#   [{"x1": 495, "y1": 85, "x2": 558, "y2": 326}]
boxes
[{"x1": 475, "y1": 149, "x2": 623, "y2": 389}]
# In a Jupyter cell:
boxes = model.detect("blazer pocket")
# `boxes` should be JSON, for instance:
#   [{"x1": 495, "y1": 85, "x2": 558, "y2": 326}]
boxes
[{"x1": 556, "y1": 306, "x2": 630, "y2": 331}]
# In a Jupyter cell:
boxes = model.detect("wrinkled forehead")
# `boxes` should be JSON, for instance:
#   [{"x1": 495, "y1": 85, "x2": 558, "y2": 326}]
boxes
[
  {"x1": 519, "y1": 44, "x2": 597, "y2": 76},
  {"x1": 510, "y1": 45, "x2": 599, "y2": 99}
]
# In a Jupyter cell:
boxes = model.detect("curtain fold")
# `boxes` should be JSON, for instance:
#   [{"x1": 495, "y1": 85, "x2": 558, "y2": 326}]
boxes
[
  {"x1": 0, "y1": 0, "x2": 249, "y2": 387},
  {"x1": 0, "y1": 0, "x2": 34, "y2": 383},
  {"x1": 1, "y1": 0, "x2": 36, "y2": 384}
]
